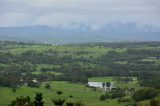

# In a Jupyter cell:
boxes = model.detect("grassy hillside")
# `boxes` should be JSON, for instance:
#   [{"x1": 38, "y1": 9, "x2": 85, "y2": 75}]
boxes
[{"x1": 0, "y1": 81, "x2": 127, "y2": 106}]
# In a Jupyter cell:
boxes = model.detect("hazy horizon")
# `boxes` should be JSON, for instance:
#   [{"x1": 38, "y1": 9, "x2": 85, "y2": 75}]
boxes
[{"x1": 0, "y1": 0, "x2": 160, "y2": 30}]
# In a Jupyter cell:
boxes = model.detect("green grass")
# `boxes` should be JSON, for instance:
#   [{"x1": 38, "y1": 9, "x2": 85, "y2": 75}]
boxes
[
  {"x1": 0, "y1": 64, "x2": 9, "y2": 68},
  {"x1": 0, "y1": 81, "x2": 127, "y2": 106},
  {"x1": 31, "y1": 64, "x2": 62, "y2": 75},
  {"x1": 114, "y1": 61, "x2": 128, "y2": 65},
  {"x1": 137, "y1": 96, "x2": 160, "y2": 106},
  {"x1": 137, "y1": 100, "x2": 154, "y2": 106},
  {"x1": 8, "y1": 45, "x2": 126, "y2": 59},
  {"x1": 36, "y1": 64, "x2": 60, "y2": 71},
  {"x1": 141, "y1": 58, "x2": 160, "y2": 64},
  {"x1": 89, "y1": 77, "x2": 114, "y2": 82},
  {"x1": 32, "y1": 71, "x2": 62, "y2": 76}
]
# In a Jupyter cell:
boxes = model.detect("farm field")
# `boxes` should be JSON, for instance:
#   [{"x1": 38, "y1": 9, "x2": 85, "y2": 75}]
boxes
[
  {"x1": 0, "y1": 81, "x2": 127, "y2": 106},
  {"x1": 1, "y1": 41, "x2": 160, "y2": 106}
]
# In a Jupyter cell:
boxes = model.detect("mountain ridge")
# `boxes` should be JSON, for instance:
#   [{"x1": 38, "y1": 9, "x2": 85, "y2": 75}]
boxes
[{"x1": 0, "y1": 24, "x2": 160, "y2": 44}]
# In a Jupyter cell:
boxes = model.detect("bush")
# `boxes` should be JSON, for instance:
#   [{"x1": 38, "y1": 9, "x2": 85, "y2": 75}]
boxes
[
  {"x1": 105, "y1": 93, "x2": 110, "y2": 99},
  {"x1": 117, "y1": 98, "x2": 132, "y2": 103},
  {"x1": 74, "y1": 101, "x2": 84, "y2": 106},
  {"x1": 34, "y1": 93, "x2": 44, "y2": 106},
  {"x1": 8, "y1": 96, "x2": 34, "y2": 106},
  {"x1": 12, "y1": 88, "x2": 17, "y2": 92},
  {"x1": 110, "y1": 88, "x2": 126, "y2": 99},
  {"x1": 52, "y1": 98, "x2": 65, "y2": 106},
  {"x1": 132, "y1": 88, "x2": 158, "y2": 102},
  {"x1": 100, "y1": 95, "x2": 106, "y2": 101},
  {"x1": 45, "y1": 83, "x2": 51, "y2": 89},
  {"x1": 66, "y1": 102, "x2": 74, "y2": 106}
]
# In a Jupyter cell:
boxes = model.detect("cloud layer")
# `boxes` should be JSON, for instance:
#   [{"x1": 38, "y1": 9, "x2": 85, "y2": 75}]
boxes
[{"x1": 0, "y1": 0, "x2": 160, "y2": 28}]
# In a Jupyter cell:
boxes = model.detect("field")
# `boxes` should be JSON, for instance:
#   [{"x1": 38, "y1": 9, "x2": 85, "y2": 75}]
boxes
[
  {"x1": 1, "y1": 42, "x2": 160, "y2": 106},
  {"x1": 32, "y1": 64, "x2": 62, "y2": 76},
  {"x1": 0, "y1": 81, "x2": 127, "y2": 106},
  {"x1": 8, "y1": 45, "x2": 125, "y2": 58}
]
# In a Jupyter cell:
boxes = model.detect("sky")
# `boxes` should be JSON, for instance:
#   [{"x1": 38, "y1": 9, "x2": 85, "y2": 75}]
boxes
[{"x1": 0, "y1": 0, "x2": 160, "y2": 29}]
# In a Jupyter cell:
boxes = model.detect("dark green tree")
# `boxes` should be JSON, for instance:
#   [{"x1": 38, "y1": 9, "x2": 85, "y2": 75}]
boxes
[
  {"x1": 66, "y1": 95, "x2": 74, "y2": 106},
  {"x1": 74, "y1": 101, "x2": 84, "y2": 106},
  {"x1": 8, "y1": 96, "x2": 34, "y2": 106},
  {"x1": 52, "y1": 90, "x2": 65, "y2": 106},
  {"x1": 45, "y1": 83, "x2": 51, "y2": 89},
  {"x1": 100, "y1": 95, "x2": 106, "y2": 101},
  {"x1": 34, "y1": 93, "x2": 44, "y2": 106},
  {"x1": 132, "y1": 88, "x2": 157, "y2": 102}
]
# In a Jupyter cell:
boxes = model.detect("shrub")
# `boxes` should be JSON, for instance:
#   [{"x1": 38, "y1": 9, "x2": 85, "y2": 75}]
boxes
[
  {"x1": 132, "y1": 88, "x2": 158, "y2": 102},
  {"x1": 52, "y1": 98, "x2": 65, "y2": 106},
  {"x1": 100, "y1": 95, "x2": 106, "y2": 101},
  {"x1": 74, "y1": 101, "x2": 84, "y2": 106}
]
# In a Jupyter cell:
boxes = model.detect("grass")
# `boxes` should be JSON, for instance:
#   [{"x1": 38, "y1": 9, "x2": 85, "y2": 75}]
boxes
[
  {"x1": 137, "y1": 96, "x2": 160, "y2": 106},
  {"x1": 31, "y1": 64, "x2": 62, "y2": 76},
  {"x1": 32, "y1": 71, "x2": 62, "y2": 76},
  {"x1": 114, "y1": 61, "x2": 128, "y2": 64},
  {"x1": 141, "y1": 58, "x2": 160, "y2": 64},
  {"x1": 89, "y1": 77, "x2": 114, "y2": 82},
  {"x1": 0, "y1": 81, "x2": 127, "y2": 106},
  {"x1": 35, "y1": 64, "x2": 60, "y2": 71},
  {"x1": 8, "y1": 45, "x2": 126, "y2": 59}
]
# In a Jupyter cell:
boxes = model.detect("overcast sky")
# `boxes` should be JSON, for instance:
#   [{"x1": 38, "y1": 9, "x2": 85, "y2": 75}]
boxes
[{"x1": 0, "y1": 0, "x2": 160, "y2": 29}]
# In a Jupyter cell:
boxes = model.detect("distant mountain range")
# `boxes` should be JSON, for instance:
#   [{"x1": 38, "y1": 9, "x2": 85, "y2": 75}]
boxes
[{"x1": 0, "y1": 23, "x2": 160, "y2": 44}]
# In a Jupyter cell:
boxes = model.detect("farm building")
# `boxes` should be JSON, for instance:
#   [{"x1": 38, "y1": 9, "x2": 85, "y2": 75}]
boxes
[{"x1": 88, "y1": 82, "x2": 116, "y2": 91}]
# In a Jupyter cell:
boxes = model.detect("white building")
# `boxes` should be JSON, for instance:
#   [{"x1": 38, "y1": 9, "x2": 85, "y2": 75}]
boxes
[{"x1": 88, "y1": 82, "x2": 116, "y2": 91}]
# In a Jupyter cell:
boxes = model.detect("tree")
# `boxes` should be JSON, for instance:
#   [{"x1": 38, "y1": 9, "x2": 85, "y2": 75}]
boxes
[
  {"x1": 100, "y1": 95, "x2": 106, "y2": 101},
  {"x1": 34, "y1": 93, "x2": 44, "y2": 106},
  {"x1": 45, "y1": 83, "x2": 51, "y2": 89},
  {"x1": 66, "y1": 95, "x2": 74, "y2": 106},
  {"x1": 110, "y1": 88, "x2": 126, "y2": 99},
  {"x1": 102, "y1": 82, "x2": 105, "y2": 88},
  {"x1": 66, "y1": 102, "x2": 74, "y2": 106},
  {"x1": 52, "y1": 90, "x2": 65, "y2": 106},
  {"x1": 132, "y1": 88, "x2": 158, "y2": 102},
  {"x1": 106, "y1": 82, "x2": 111, "y2": 87},
  {"x1": 12, "y1": 87, "x2": 17, "y2": 92},
  {"x1": 74, "y1": 101, "x2": 84, "y2": 106},
  {"x1": 52, "y1": 99, "x2": 65, "y2": 106},
  {"x1": 105, "y1": 93, "x2": 110, "y2": 99},
  {"x1": 8, "y1": 96, "x2": 34, "y2": 106}
]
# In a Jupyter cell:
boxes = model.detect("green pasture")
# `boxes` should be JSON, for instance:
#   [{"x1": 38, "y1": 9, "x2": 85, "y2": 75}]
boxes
[
  {"x1": 137, "y1": 96, "x2": 160, "y2": 106},
  {"x1": 141, "y1": 58, "x2": 160, "y2": 64},
  {"x1": 31, "y1": 64, "x2": 62, "y2": 75},
  {"x1": 0, "y1": 81, "x2": 127, "y2": 106},
  {"x1": 8, "y1": 45, "x2": 126, "y2": 58},
  {"x1": 35, "y1": 64, "x2": 60, "y2": 71},
  {"x1": 89, "y1": 77, "x2": 114, "y2": 82},
  {"x1": 32, "y1": 71, "x2": 62, "y2": 76}
]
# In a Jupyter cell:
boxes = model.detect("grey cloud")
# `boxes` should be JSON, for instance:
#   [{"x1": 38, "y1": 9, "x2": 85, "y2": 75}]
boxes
[{"x1": 0, "y1": 0, "x2": 160, "y2": 27}]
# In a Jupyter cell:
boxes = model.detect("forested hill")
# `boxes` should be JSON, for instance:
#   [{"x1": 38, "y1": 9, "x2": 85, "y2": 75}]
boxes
[{"x1": 0, "y1": 24, "x2": 160, "y2": 44}]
